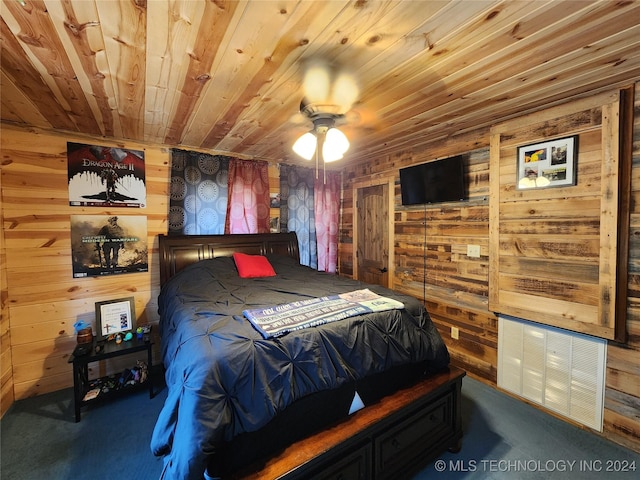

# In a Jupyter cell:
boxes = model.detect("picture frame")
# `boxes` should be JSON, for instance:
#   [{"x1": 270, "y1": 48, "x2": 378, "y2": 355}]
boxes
[
  {"x1": 95, "y1": 297, "x2": 136, "y2": 341},
  {"x1": 270, "y1": 216, "x2": 280, "y2": 233},
  {"x1": 270, "y1": 192, "x2": 280, "y2": 208},
  {"x1": 516, "y1": 135, "x2": 578, "y2": 190}
]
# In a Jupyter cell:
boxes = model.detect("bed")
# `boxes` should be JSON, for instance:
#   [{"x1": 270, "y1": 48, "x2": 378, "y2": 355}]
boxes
[{"x1": 151, "y1": 232, "x2": 464, "y2": 480}]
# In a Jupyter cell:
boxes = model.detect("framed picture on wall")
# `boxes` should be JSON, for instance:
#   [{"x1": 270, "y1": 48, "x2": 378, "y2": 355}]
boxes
[
  {"x1": 95, "y1": 297, "x2": 136, "y2": 340},
  {"x1": 516, "y1": 135, "x2": 578, "y2": 190},
  {"x1": 67, "y1": 142, "x2": 146, "y2": 207},
  {"x1": 70, "y1": 214, "x2": 148, "y2": 278}
]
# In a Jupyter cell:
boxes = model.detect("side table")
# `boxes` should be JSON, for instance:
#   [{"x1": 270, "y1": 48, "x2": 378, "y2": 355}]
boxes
[{"x1": 68, "y1": 337, "x2": 154, "y2": 422}]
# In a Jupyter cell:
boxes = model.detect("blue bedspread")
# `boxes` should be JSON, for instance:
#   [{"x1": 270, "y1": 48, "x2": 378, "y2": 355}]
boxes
[{"x1": 150, "y1": 255, "x2": 450, "y2": 480}]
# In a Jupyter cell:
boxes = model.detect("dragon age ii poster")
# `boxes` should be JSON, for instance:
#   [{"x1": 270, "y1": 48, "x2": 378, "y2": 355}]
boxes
[
  {"x1": 68, "y1": 142, "x2": 146, "y2": 207},
  {"x1": 71, "y1": 215, "x2": 148, "y2": 278}
]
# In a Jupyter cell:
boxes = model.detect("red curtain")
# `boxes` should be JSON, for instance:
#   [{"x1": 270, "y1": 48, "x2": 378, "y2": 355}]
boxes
[
  {"x1": 314, "y1": 172, "x2": 341, "y2": 273},
  {"x1": 225, "y1": 159, "x2": 270, "y2": 234}
]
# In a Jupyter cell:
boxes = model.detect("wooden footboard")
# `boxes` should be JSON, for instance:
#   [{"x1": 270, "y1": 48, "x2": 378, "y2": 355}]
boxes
[{"x1": 230, "y1": 366, "x2": 465, "y2": 480}]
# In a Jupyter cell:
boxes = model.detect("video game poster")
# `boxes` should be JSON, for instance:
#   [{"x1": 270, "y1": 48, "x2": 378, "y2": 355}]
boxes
[
  {"x1": 68, "y1": 142, "x2": 146, "y2": 207},
  {"x1": 70, "y1": 215, "x2": 148, "y2": 278}
]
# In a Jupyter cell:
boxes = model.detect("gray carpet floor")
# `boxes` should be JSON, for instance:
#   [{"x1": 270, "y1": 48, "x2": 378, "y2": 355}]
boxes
[{"x1": 1, "y1": 375, "x2": 638, "y2": 480}]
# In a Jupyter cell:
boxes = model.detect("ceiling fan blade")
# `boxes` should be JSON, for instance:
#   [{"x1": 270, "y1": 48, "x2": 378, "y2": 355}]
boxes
[
  {"x1": 331, "y1": 72, "x2": 359, "y2": 113},
  {"x1": 301, "y1": 59, "x2": 360, "y2": 113},
  {"x1": 289, "y1": 111, "x2": 308, "y2": 125},
  {"x1": 303, "y1": 61, "x2": 331, "y2": 104}
]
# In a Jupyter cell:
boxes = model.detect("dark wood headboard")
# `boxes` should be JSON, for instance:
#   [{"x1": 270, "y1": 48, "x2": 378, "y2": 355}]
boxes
[{"x1": 158, "y1": 232, "x2": 300, "y2": 286}]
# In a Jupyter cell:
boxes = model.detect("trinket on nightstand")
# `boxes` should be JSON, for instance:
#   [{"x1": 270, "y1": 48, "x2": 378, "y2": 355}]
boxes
[
  {"x1": 73, "y1": 320, "x2": 93, "y2": 344},
  {"x1": 115, "y1": 333, "x2": 123, "y2": 344}
]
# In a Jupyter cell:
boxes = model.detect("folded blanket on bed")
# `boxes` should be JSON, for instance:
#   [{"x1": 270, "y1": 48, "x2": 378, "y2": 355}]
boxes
[{"x1": 243, "y1": 288, "x2": 405, "y2": 338}]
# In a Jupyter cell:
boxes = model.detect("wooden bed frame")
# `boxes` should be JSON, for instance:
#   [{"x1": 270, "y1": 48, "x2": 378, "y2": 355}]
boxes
[
  {"x1": 158, "y1": 232, "x2": 300, "y2": 286},
  {"x1": 157, "y1": 233, "x2": 465, "y2": 479}
]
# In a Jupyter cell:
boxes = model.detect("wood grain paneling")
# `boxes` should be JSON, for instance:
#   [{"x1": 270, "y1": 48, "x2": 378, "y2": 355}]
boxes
[
  {"x1": 0, "y1": 126, "x2": 282, "y2": 410},
  {"x1": 340, "y1": 84, "x2": 640, "y2": 453},
  {"x1": 342, "y1": 135, "x2": 495, "y2": 382},
  {"x1": 609, "y1": 80, "x2": 640, "y2": 451},
  {"x1": 2, "y1": 1, "x2": 640, "y2": 166},
  {"x1": 0, "y1": 126, "x2": 168, "y2": 401},
  {"x1": 0, "y1": 165, "x2": 14, "y2": 416},
  {"x1": 2, "y1": 81, "x2": 640, "y2": 461},
  {"x1": 489, "y1": 91, "x2": 628, "y2": 341}
]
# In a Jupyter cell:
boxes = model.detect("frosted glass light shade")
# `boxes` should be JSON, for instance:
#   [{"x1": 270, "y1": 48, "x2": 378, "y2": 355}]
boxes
[
  {"x1": 323, "y1": 128, "x2": 349, "y2": 163},
  {"x1": 322, "y1": 142, "x2": 343, "y2": 162},
  {"x1": 326, "y1": 127, "x2": 349, "y2": 152},
  {"x1": 292, "y1": 132, "x2": 317, "y2": 160}
]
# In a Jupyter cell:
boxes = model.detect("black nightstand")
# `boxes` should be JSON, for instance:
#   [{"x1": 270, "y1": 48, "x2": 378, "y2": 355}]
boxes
[{"x1": 68, "y1": 337, "x2": 154, "y2": 422}]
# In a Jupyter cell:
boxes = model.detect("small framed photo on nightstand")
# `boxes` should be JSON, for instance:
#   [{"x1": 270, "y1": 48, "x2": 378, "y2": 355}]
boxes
[{"x1": 95, "y1": 297, "x2": 136, "y2": 341}]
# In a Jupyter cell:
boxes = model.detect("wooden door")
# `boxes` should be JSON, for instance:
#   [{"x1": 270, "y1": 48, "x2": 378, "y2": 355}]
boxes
[{"x1": 356, "y1": 184, "x2": 389, "y2": 287}]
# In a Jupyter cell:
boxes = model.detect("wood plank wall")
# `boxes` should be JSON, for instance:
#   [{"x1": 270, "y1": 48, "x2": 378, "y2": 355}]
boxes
[
  {"x1": 339, "y1": 84, "x2": 640, "y2": 452},
  {"x1": 1, "y1": 128, "x2": 169, "y2": 401},
  {"x1": 489, "y1": 91, "x2": 628, "y2": 341},
  {"x1": 1, "y1": 84, "x2": 639, "y2": 454},
  {"x1": 608, "y1": 83, "x2": 640, "y2": 452},
  {"x1": 1, "y1": 168, "x2": 13, "y2": 416},
  {"x1": 0, "y1": 129, "x2": 281, "y2": 409}
]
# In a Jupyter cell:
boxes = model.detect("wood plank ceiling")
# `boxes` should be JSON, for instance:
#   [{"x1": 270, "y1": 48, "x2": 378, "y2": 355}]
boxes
[{"x1": 2, "y1": 0, "x2": 639, "y2": 166}]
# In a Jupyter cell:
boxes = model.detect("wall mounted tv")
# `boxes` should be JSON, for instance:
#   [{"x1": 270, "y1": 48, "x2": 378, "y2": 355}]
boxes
[{"x1": 400, "y1": 155, "x2": 466, "y2": 206}]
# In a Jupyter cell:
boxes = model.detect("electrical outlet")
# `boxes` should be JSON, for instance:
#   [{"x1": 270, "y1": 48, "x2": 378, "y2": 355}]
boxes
[
  {"x1": 451, "y1": 326, "x2": 459, "y2": 340},
  {"x1": 467, "y1": 244, "x2": 481, "y2": 258}
]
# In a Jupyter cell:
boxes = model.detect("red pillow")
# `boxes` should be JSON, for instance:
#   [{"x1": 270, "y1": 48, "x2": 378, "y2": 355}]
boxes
[{"x1": 233, "y1": 252, "x2": 276, "y2": 278}]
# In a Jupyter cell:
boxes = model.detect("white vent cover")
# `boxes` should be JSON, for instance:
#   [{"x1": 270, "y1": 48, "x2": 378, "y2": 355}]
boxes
[{"x1": 498, "y1": 315, "x2": 607, "y2": 431}]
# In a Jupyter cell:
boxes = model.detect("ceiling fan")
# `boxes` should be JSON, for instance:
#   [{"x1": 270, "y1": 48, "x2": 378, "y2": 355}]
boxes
[{"x1": 292, "y1": 60, "x2": 360, "y2": 163}]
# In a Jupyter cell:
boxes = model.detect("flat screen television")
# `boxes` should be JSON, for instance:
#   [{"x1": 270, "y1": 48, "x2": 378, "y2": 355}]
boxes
[{"x1": 400, "y1": 155, "x2": 465, "y2": 206}]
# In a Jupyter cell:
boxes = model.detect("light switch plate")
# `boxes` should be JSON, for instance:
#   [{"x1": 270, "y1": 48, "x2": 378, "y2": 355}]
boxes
[
  {"x1": 451, "y1": 326, "x2": 459, "y2": 340},
  {"x1": 467, "y1": 244, "x2": 481, "y2": 258}
]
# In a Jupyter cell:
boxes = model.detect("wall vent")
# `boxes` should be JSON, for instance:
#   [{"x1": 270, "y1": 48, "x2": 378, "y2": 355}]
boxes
[{"x1": 498, "y1": 315, "x2": 607, "y2": 431}]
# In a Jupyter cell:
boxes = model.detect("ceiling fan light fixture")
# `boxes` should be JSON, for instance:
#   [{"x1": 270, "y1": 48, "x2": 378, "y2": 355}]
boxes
[
  {"x1": 322, "y1": 127, "x2": 349, "y2": 163},
  {"x1": 293, "y1": 125, "x2": 349, "y2": 163},
  {"x1": 325, "y1": 127, "x2": 349, "y2": 154},
  {"x1": 292, "y1": 131, "x2": 317, "y2": 160},
  {"x1": 322, "y1": 142, "x2": 343, "y2": 163},
  {"x1": 295, "y1": 60, "x2": 356, "y2": 163}
]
